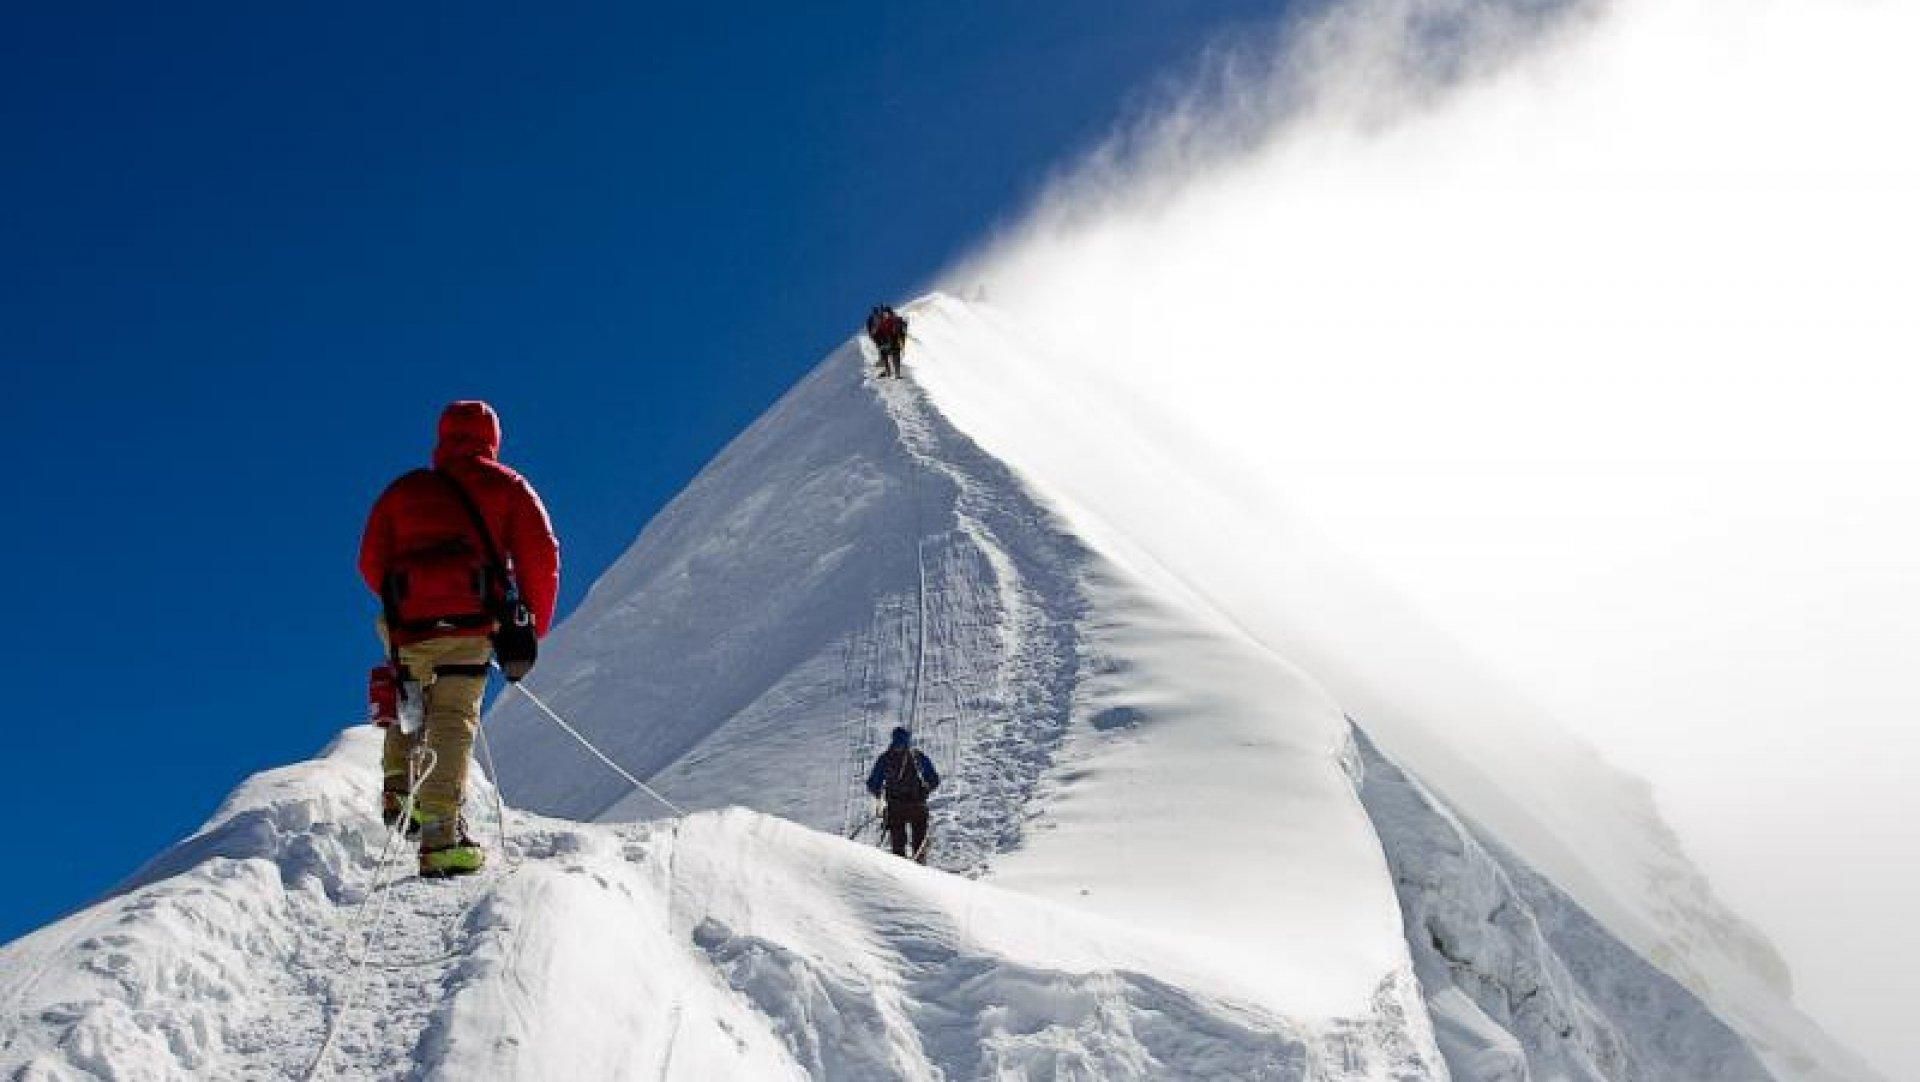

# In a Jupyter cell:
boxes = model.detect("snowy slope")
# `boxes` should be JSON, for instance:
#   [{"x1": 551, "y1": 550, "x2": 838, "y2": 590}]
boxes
[
  {"x1": 482, "y1": 298, "x2": 1824, "y2": 1079},
  {"x1": 0, "y1": 730, "x2": 1443, "y2": 1080},
  {"x1": 1, "y1": 296, "x2": 1869, "y2": 1080},
  {"x1": 901, "y1": 294, "x2": 1877, "y2": 1082},
  {"x1": 483, "y1": 330, "x2": 1098, "y2": 877},
  {"x1": 1356, "y1": 731, "x2": 1770, "y2": 1081},
  {"x1": 487, "y1": 328, "x2": 1413, "y2": 1023}
]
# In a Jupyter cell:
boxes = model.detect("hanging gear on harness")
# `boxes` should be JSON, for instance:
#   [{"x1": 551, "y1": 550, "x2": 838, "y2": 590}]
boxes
[
  {"x1": 368, "y1": 662, "x2": 425, "y2": 734},
  {"x1": 360, "y1": 400, "x2": 561, "y2": 882},
  {"x1": 368, "y1": 663, "x2": 401, "y2": 727}
]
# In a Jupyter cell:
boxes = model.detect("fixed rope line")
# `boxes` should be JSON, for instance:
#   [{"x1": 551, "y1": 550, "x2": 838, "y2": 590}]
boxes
[
  {"x1": 356, "y1": 709, "x2": 539, "y2": 979},
  {"x1": 905, "y1": 393, "x2": 965, "y2": 807},
  {"x1": 910, "y1": 538, "x2": 929, "y2": 734},
  {"x1": 302, "y1": 744, "x2": 436, "y2": 1081},
  {"x1": 907, "y1": 399, "x2": 931, "y2": 736},
  {"x1": 474, "y1": 718, "x2": 514, "y2": 866},
  {"x1": 501, "y1": 668, "x2": 688, "y2": 818}
]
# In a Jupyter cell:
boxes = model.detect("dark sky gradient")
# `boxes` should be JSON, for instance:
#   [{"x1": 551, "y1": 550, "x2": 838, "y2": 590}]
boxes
[{"x1": 0, "y1": 2, "x2": 1284, "y2": 941}]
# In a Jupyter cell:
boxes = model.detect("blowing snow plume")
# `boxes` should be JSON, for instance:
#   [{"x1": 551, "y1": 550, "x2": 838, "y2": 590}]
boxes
[{"x1": 937, "y1": 0, "x2": 1919, "y2": 1076}]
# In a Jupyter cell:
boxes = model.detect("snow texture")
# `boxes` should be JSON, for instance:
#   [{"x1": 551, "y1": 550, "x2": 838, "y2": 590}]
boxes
[
  {"x1": 903, "y1": 294, "x2": 1878, "y2": 1082},
  {"x1": 0, "y1": 731, "x2": 1440, "y2": 1080},
  {"x1": 1355, "y1": 729, "x2": 1769, "y2": 1081},
  {"x1": 0, "y1": 295, "x2": 1876, "y2": 1080},
  {"x1": 488, "y1": 319, "x2": 1419, "y2": 1021},
  {"x1": 483, "y1": 328, "x2": 1094, "y2": 886}
]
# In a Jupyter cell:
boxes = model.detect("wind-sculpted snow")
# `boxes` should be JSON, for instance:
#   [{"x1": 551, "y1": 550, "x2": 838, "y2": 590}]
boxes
[
  {"x1": 1355, "y1": 730, "x2": 1771, "y2": 1081},
  {"x1": 1, "y1": 296, "x2": 1876, "y2": 1079},
  {"x1": 481, "y1": 298, "x2": 1854, "y2": 1077},
  {"x1": 671, "y1": 810, "x2": 1439, "y2": 1081},
  {"x1": 0, "y1": 731, "x2": 1445, "y2": 1080},
  {"x1": 490, "y1": 320, "x2": 1421, "y2": 1020},
  {"x1": 904, "y1": 293, "x2": 1876, "y2": 1081},
  {"x1": 485, "y1": 335, "x2": 1092, "y2": 883},
  {"x1": 0, "y1": 730, "x2": 475, "y2": 1080},
  {"x1": 483, "y1": 342, "x2": 940, "y2": 825}
]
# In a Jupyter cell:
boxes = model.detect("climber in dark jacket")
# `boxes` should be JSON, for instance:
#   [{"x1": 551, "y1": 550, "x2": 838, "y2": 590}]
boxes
[{"x1": 865, "y1": 726, "x2": 940, "y2": 863}]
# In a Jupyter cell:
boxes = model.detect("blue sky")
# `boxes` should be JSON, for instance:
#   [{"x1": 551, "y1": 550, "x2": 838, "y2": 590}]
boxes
[{"x1": 0, "y1": 3, "x2": 1286, "y2": 941}]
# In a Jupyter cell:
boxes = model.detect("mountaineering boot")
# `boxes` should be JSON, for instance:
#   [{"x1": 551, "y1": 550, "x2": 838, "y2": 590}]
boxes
[
  {"x1": 418, "y1": 814, "x2": 485, "y2": 878},
  {"x1": 381, "y1": 786, "x2": 424, "y2": 837}
]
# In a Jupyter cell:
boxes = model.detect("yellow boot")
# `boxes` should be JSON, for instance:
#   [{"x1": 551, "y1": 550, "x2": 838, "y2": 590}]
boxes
[{"x1": 418, "y1": 814, "x2": 485, "y2": 878}]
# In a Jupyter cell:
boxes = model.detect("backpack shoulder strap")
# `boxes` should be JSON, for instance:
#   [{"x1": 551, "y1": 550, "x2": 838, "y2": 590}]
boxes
[
  {"x1": 434, "y1": 468, "x2": 517, "y2": 598},
  {"x1": 886, "y1": 746, "x2": 922, "y2": 794}
]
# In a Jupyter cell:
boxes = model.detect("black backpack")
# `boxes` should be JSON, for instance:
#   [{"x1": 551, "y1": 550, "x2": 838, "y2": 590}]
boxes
[{"x1": 883, "y1": 747, "x2": 930, "y2": 802}]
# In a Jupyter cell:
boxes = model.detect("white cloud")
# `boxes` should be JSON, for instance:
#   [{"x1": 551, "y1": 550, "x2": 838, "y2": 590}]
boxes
[{"x1": 944, "y1": 0, "x2": 1920, "y2": 1073}]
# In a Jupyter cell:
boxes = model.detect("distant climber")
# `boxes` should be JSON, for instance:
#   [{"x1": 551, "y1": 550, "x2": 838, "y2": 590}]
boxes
[
  {"x1": 359, "y1": 400, "x2": 560, "y2": 878},
  {"x1": 865, "y1": 726, "x2": 941, "y2": 863},
  {"x1": 865, "y1": 305, "x2": 909, "y2": 379}
]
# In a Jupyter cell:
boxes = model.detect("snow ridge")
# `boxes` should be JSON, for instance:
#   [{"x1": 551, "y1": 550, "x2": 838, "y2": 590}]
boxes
[
  {"x1": 903, "y1": 293, "x2": 1876, "y2": 1082},
  {"x1": 0, "y1": 730, "x2": 502, "y2": 1080},
  {"x1": 488, "y1": 334, "x2": 1098, "y2": 879},
  {"x1": 1354, "y1": 729, "x2": 1771, "y2": 1081},
  {"x1": 3, "y1": 731, "x2": 1441, "y2": 1080},
  {"x1": 0, "y1": 296, "x2": 1872, "y2": 1080},
  {"x1": 482, "y1": 338, "x2": 939, "y2": 824},
  {"x1": 481, "y1": 305, "x2": 1820, "y2": 1078},
  {"x1": 852, "y1": 362, "x2": 1092, "y2": 871}
]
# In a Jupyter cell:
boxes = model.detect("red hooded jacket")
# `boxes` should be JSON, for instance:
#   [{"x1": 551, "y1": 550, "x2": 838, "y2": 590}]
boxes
[{"x1": 359, "y1": 401, "x2": 561, "y2": 644}]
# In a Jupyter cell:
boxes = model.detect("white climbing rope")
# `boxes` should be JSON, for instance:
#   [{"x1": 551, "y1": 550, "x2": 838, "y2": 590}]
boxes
[
  {"x1": 502, "y1": 670, "x2": 688, "y2": 818},
  {"x1": 302, "y1": 744, "x2": 436, "y2": 1081},
  {"x1": 363, "y1": 714, "x2": 523, "y2": 973},
  {"x1": 474, "y1": 716, "x2": 514, "y2": 865},
  {"x1": 910, "y1": 535, "x2": 930, "y2": 734}
]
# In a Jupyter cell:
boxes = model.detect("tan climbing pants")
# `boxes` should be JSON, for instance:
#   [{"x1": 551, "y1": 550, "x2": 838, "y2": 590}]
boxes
[{"x1": 379, "y1": 633, "x2": 493, "y2": 821}]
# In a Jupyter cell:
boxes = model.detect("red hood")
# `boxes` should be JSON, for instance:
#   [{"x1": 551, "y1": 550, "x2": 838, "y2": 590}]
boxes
[{"x1": 434, "y1": 400, "x2": 501, "y2": 466}]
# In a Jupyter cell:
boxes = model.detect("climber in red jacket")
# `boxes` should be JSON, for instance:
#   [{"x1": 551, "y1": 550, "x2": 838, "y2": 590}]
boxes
[
  {"x1": 866, "y1": 305, "x2": 909, "y2": 379},
  {"x1": 359, "y1": 400, "x2": 560, "y2": 877}
]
